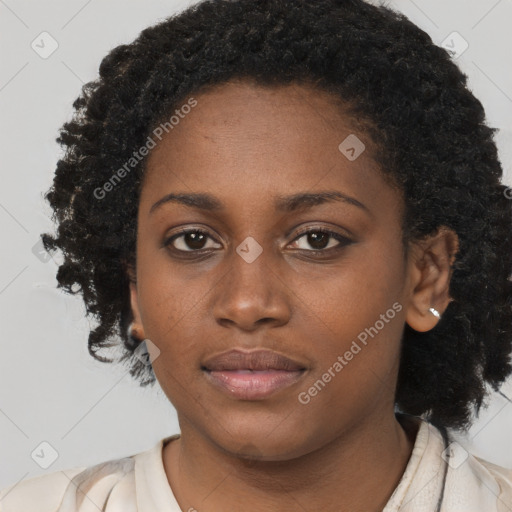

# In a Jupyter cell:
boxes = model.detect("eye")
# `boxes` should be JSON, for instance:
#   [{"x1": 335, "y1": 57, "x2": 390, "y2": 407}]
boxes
[
  {"x1": 164, "y1": 228, "x2": 222, "y2": 253},
  {"x1": 164, "y1": 226, "x2": 352, "y2": 257},
  {"x1": 289, "y1": 228, "x2": 352, "y2": 253}
]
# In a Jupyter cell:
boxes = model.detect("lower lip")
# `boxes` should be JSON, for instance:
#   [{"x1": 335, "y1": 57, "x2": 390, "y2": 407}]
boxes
[{"x1": 203, "y1": 369, "x2": 306, "y2": 400}]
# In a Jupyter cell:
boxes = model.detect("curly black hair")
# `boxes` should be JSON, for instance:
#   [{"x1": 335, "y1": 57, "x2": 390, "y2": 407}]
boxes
[{"x1": 41, "y1": 0, "x2": 512, "y2": 432}]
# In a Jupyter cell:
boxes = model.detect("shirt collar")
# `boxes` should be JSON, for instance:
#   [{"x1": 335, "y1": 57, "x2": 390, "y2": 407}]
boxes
[
  {"x1": 134, "y1": 419, "x2": 505, "y2": 512},
  {"x1": 135, "y1": 434, "x2": 182, "y2": 512}
]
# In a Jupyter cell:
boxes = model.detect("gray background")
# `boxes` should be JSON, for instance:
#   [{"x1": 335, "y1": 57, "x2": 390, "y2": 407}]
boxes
[{"x1": 1, "y1": 0, "x2": 511, "y2": 490}]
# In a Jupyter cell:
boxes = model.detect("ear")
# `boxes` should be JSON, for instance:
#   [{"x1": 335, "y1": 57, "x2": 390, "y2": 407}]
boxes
[
  {"x1": 125, "y1": 262, "x2": 146, "y2": 340},
  {"x1": 405, "y1": 226, "x2": 459, "y2": 332}
]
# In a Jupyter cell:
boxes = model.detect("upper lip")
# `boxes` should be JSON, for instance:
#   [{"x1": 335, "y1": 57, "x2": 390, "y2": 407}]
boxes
[{"x1": 202, "y1": 349, "x2": 306, "y2": 371}]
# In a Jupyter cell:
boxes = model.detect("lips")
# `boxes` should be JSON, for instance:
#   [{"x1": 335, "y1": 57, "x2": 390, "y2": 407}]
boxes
[
  {"x1": 202, "y1": 349, "x2": 306, "y2": 372},
  {"x1": 202, "y1": 349, "x2": 307, "y2": 400}
]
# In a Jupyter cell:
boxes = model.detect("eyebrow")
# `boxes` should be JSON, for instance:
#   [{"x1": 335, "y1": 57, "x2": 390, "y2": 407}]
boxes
[{"x1": 149, "y1": 190, "x2": 369, "y2": 215}]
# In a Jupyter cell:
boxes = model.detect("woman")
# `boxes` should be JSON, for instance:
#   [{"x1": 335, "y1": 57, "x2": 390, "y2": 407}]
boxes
[{"x1": 2, "y1": 0, "x2": 511, "y2": 510}]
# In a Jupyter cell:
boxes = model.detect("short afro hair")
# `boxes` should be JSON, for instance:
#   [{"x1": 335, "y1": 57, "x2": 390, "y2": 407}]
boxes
[{"x1": 42, "y1": 0, "x2": 512, "y2": 431}]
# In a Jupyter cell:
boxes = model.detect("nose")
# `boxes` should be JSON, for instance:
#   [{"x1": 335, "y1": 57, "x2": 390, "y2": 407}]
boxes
[{"x1": 212, "y1": 246, "x2": 291, "y2": 332}]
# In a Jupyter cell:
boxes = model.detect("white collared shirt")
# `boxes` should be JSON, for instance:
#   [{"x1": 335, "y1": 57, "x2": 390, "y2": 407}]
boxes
[{"x1": 1, "y1": 418, "x2": 511, "y2": 511}]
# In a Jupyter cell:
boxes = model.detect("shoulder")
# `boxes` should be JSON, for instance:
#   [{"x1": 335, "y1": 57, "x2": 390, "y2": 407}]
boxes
[
  {"x1": 393, "y1": 416, "x2": 512, "y2": 511},
  {"x1": 0, "y1": 454, "x2": 137, "y2": 512},
  {"x1": 0, "y1": 434, "x2": 180, "y2": 512},
  {"x1": 470, "y1": 455, "x2": 512, "y2": 503},
  {"x1": 442, "y1": 433, "x2": 512, "y2": 510}
]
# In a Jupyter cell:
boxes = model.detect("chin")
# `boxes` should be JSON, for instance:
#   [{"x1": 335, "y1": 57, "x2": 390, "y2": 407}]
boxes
[{"x1": 203, "y1": 415, "x2": 316, "y2": 462}]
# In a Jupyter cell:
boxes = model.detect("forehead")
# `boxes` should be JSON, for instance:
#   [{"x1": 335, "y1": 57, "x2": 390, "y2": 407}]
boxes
[{"x1": 140, "y1": 79, "x2": 395, "y2": 216}]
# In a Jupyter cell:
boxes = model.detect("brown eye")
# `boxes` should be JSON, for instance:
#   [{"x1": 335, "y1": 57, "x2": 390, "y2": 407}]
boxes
[
  {"x1": 165, "y1": 229, "x2": 221, "y2": 252},
  {"x1": 304, "y1": 232, "x2": 330, "y2": 250},
  {"x1": 290, "y1": 228, "x2": 352, "y2": 252}
]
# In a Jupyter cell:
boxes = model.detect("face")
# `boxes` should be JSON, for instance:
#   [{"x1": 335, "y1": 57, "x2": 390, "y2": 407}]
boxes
[{"x1": 129, "y1": 79, "x2": 432, "y2": 460}]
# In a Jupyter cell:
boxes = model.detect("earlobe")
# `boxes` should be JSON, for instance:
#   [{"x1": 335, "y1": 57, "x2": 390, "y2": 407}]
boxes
[
  {"x1": 406, "y1": 304, "x2": 443, "y2": 333},
  {"x1": 405, "y1": 226, "x2": 459, "y2": 333}
]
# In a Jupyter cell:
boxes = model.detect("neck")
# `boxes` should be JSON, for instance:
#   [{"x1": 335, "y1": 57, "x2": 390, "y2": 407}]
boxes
[{"x1": 162, "y1": 412, "x2": 418, "y2": 512}]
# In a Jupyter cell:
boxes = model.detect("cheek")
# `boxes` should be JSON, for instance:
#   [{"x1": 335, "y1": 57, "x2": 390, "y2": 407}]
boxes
[
  {"x1": 136, "y1": 237, "x2": 204, "y2": 336},
  {"x1": 138, "y1": 278, "x2": 205, "y2": 411},
  {"x1": 294, "y1": 307, "x2": 404, "y2": 438},
  {"x1": 135, "y1": 262, "x2": 204, "y2": 371},
  {"x1": 295, "y1": 241, "x2": 406, "y2": 402},
  {"x1": 305, "y1": 240, "x2": 406, "y2": 341}
]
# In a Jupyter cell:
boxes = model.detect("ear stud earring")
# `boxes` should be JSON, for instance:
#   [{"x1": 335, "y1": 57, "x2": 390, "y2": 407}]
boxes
[{"x1": 429, "y1": 307, "x2": 441, "y2": 319}]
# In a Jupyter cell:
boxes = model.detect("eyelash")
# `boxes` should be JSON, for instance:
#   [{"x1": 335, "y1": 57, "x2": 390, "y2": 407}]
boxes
[{"x1": 163, "y1": 227, "x2": 353, "y2": 257}]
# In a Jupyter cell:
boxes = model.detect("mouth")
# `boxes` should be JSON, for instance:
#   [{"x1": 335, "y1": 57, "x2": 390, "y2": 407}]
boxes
[{"x1": 201, "y1": 348, "x2": 307, "y2": 400}]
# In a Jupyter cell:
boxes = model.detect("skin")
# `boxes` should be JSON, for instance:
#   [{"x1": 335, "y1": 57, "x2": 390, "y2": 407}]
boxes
[{"x1": 128, "y1": 79, "x2": 459, "y2": 512}]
